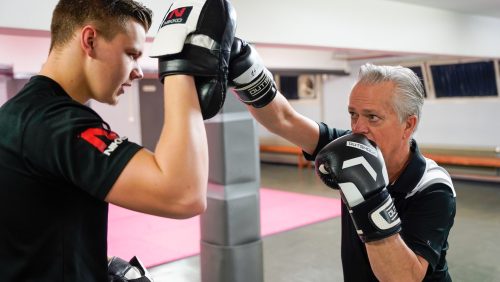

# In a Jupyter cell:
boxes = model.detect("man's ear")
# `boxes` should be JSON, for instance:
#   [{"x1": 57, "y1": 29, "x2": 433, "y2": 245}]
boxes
[
  {"x1": 403, "y1": 115, "x2": 417, "y2": 139},
  {"x1": 81, "y1": 25, "x2": 97, "y2": 56}
]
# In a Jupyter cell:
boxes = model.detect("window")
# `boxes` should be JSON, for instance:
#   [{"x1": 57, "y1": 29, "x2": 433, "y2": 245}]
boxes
[
  {"x1": 278, "y1": 75, "x2": 299, "y2": 100},
  {"x1": 430, "y1": 61, "x2": 498, "y2": 98},
  {"x1": 275, "y1": 74, "x2": 318, "y2": 100}
]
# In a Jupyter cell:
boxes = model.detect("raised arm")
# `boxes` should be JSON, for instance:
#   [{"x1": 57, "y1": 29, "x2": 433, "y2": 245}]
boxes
[
  {"x1": 106, "y1": 0, "x2": 236, "y2": 218},
  {"x1": 106, "y1": 75, "x2": 208, "y2": 219},
  {"x1": 315, "y1": 134, "x2": 428, "y2": 281},
  {"x1": 228, "y1": 38, "x2": 319, "y2": 154}
]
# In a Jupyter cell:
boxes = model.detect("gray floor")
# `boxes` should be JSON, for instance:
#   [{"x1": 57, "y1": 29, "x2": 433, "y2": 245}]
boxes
[{"x1": 149, "y1": 163, "x2": 500, "y2": 282}]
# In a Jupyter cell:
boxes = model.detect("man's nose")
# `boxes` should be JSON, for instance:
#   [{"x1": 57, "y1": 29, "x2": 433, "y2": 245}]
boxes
[
  {"x1": 131, "y1": 63, "x2": 143, "y2": 80},
  {"x1": 352, "y1": 118, "x2": 369, "y2": 134}
]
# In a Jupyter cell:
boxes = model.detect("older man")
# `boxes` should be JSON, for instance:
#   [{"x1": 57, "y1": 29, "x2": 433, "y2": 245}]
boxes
[{"x1": 228, "y1": 38, "x2": 456, "y2": 281}]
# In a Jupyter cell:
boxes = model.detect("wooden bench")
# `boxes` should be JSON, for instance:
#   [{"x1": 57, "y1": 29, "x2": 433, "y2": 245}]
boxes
[
  {"x1": 259, "y1": 144, "x2": 500, "y2": 181},
  {"x1": 259, "y1": 145, "x2": 311, "y2": 168},
  {"x1": 423, "y1": 153, "x2": 500, "y2": 169},
  {"x1": 422, "y1": 153, "x2": 500, "y2": 182}
]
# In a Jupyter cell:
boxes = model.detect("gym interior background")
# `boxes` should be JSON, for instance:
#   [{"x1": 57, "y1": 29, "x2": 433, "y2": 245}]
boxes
[{"x1": 1, "y1": 0, "x2": 500, "y2": 281}]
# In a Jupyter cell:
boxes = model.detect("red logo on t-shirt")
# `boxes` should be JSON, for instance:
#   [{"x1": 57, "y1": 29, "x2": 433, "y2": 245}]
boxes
[{"x1": 80, "y1": 128, "x2": 127, "y2": 156}]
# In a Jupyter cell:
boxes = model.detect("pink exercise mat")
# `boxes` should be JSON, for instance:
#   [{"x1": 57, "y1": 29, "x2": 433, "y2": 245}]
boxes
[{"x1": 108, "y1": 188, "x2": 341, "y2": 267}]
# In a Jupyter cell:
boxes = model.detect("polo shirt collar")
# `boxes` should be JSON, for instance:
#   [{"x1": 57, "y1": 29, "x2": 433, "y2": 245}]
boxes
[{"x1": 387, "y1": 139, "x2": 427, "y2": 195}]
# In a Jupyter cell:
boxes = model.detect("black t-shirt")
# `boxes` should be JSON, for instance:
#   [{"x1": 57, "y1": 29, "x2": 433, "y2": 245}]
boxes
[
  {"x1": 305, "y1": 122, "x2": 456, "y2": 282},
  {"x1": 0, "y1": 76, "x2": 142, "y2": 281}
]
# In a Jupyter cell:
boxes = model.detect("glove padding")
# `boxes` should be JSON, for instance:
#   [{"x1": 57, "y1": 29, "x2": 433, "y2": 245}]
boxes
[
  {"x1": 228, "y1": 37, "x2": 277, "y2": 108},
  {"x1": 315, "y1": 133, "x2": 401, "y2": 242},
  {"x1": 150, "y1": 0, "x2": 237, "y2": 119},
  {"x1": 108, "y1": 256, "x2": 154, "y2": 282}
]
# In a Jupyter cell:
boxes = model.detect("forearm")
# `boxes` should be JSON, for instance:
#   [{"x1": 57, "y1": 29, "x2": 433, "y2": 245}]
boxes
[
  {"x1": 155, "y1": 75, "x2": 208, "y2": 208},
  {"x1": 248, "y1": 93, "x2": 319, "y2": 154},
  {"x1": 366, "y1": 234, "x2": 428, "y2": 282},
  {"x1": 228, "y1": 39, "x2": 319, "y2": 154}
]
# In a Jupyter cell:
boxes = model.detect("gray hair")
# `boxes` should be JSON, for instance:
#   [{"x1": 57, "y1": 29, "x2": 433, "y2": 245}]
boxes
[{"x1": 357, "y1": 63, "x2": 424, "y2": 131}]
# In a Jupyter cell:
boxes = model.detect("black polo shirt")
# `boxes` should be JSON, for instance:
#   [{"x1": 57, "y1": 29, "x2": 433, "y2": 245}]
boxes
[
  {"x1": 305, "y1": 122, "x2": 456, "y2": 281},
  {"x1": 0, "y1": 76, "x2": 142, "y2": 281}
]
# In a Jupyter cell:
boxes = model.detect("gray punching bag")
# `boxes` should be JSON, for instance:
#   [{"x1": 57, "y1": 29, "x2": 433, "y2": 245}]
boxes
[{"x1": 200, "y1": 91, "x2": 264, "y2": 282}]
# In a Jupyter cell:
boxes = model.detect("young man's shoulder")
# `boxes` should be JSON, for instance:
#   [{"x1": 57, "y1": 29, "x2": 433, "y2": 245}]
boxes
[{"x1": 2, "y1": 76, "x2": 101, "y2": 127}]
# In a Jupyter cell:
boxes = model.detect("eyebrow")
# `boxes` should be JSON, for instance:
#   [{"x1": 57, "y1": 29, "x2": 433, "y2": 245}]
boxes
[
  {"x1": 348, "y1": 107, "x2": 380, "y2": 115},
  {"x1": 127, "y1": 48, "x2": 143, "y2": 58}
]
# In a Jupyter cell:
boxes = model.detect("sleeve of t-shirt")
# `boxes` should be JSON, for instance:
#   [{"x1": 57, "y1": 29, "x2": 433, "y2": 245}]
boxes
[
  {"x1": 400, "y1": 183, "x2": 456, "y2": 271},
  {"x1": 22, "y1": 102, "x2": 142, "y2": 200},
  {"x1": 303, "y1": 122, "x2": 351, "y2": 161}
]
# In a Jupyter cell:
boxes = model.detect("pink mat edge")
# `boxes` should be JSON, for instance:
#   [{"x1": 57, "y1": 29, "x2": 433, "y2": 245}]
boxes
[{"x1": 108, "y1": 187, "x2": 342, "y2": 267}]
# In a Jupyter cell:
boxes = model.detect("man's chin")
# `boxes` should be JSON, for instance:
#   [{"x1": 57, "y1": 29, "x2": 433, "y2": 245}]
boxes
[
  {"x1": 92, "y1": 92, "x2": 121, "y2": 105},
  {"x1": 101, "y1": 95, "x2": 120, "y2": 106},
  {"x1": 108, "y1": 97, "x2": 119, "y2": 106}
]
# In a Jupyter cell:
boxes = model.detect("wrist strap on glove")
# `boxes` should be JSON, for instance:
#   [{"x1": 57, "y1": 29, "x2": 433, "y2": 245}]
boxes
[
  {"x1": 232, "y1": 68, "x2": 277, "y2": 107},
  {"x1": 229, "y1": 38, "x2": 277, "y2": 108},
  {"x1": 346, "y1": 188, "x2": 401, "y2": 242}
]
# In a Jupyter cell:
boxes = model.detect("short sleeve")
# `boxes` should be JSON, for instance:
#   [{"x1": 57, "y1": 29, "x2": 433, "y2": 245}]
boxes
[
  {"x1": 303, "y1": 122, "x2": 350, "y2": 161},
  {"x1": 400, "y1": 183, "x2": 456, "y2": 270},
  {"x1": 22, "y1": 102, "x2": 142, "y2": 200}
]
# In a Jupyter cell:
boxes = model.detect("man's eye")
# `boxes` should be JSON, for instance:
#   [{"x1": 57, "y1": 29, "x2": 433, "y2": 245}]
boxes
[
  {"x1": 128, "y1": 53, "x2": 139, "y2": 60},
  {"x1": 368, "y1": 115, "x2": 380, "y2": 121}
]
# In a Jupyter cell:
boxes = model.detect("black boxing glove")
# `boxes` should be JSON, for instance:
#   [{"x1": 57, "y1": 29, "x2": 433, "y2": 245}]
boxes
[
  {"x1": 108, "y1": 256, "x2": 153, "y2": 282},
  {"x1": 150, "y1": 0, "x2": 237, "y2": 119},
  {"x1": 228, "y1": 37, "x2": 277, "y2": 108},
  {"x1": 315, "y1": 133, "x2": 401, "y2": 242}
]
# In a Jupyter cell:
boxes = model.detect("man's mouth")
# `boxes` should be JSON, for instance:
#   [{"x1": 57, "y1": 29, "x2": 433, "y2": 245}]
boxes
[{"x1": 119, "y1": 83, "x2": 132, "y2": 94}]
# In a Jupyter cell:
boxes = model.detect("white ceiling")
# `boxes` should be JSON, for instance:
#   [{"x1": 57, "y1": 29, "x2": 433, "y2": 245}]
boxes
[
  {"x1": 2, "y1": 0, "x2": 499, "y2": 66},
  {"x1": 388, "y1": 0, "x2": 500, "y2": 19},
  {"x1": 335, "y1": 0, "x2": 500, "y2": 61}
]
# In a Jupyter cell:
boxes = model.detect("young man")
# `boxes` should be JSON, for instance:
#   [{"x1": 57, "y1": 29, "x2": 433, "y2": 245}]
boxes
[
  {"x1": 228, "y1": 38, "x2": 456, "y2": 281},
  {"x1": 0, "y1": 0, "x2": 235, "y2": 281}
]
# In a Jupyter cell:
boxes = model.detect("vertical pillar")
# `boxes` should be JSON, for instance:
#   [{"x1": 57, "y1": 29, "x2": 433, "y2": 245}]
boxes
[
  {"x1": 0, "y1": 65, "x2": 12, "y2": 106},
  {"x1": 200, "y1": 92, "x2": 263, "y2": 282}
]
